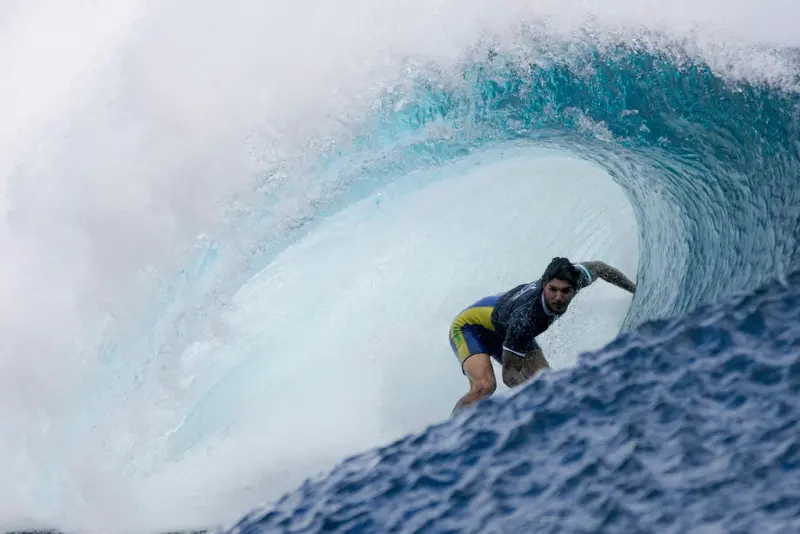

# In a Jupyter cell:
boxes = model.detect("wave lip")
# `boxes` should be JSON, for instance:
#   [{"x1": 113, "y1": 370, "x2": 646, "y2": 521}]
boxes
[{"x1": 366, "y1": 40, "x2": 800, "y2": 330}]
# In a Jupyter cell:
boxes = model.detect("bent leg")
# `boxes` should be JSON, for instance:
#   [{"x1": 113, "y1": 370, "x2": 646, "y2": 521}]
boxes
[
  {"x1": 502, "y1": 349, "x2": 549, "y2": 388},
  {"x1": 452, "y1": 353, "x2": 497, "y2": 415},
  {"x1": 448, "y1": 306, "x2": 501, "y2": 415}
]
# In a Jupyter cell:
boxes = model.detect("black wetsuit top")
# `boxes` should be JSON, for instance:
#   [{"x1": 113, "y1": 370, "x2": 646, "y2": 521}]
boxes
[{"x1": 490, "y1": 264, "x2": 594, "y2": 355}]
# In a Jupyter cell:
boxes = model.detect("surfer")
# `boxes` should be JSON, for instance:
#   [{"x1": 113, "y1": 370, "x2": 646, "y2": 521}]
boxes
[{"x1": 448, "y1": 257, "x2": 636, "y2": 414}]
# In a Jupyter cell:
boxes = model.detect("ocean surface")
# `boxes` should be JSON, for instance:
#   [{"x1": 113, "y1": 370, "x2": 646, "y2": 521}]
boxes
[{"x1": 0, "y1": 1, "x2": 798, "y2": 533}]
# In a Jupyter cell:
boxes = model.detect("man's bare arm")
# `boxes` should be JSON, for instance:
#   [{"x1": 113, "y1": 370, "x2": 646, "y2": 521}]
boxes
[{"x1": 580, "y1": 261, "x2": 636, "y2": 294}]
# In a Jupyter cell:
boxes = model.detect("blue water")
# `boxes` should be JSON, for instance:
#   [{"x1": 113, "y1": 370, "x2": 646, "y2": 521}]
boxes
[
  {"x1": 232, "y1": 270, "x2": 800, "y2": 533},
  {"x1": 217, "y1": 39, "x2": 800, "y2": 533}
]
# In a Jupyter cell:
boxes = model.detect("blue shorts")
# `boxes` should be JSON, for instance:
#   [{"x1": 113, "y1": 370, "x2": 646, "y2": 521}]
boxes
[{"x1": 448, "y1": 296, "x2": 505, "y2": 366}]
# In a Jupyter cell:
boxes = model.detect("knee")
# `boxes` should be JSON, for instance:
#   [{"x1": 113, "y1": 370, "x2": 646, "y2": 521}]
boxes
[{"x1": 471, "y1": 376, "x2": 497, "y2": 398}]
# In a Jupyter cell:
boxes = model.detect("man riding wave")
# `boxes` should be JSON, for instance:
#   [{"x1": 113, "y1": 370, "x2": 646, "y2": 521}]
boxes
[{"x1": 448, "y1": 257, "x2": 636, "y2": 414}]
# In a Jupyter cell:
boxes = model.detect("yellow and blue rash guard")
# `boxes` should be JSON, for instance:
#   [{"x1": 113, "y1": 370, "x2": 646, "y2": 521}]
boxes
[{"x1": 449, "y1": 264, "x2": 594, "y2": 365}]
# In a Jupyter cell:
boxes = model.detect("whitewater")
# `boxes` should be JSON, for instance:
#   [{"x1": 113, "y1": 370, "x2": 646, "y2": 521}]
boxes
[{"x1": 1, "y1": 1, "x2": 799, "y2": 533}]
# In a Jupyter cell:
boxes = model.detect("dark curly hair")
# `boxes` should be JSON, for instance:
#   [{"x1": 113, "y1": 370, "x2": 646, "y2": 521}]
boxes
[{"x1": 541, "y1": 257, "x2": 579, "y2": 289}]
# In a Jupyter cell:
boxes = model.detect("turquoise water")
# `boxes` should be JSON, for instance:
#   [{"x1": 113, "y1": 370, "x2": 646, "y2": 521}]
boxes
[
  {"x1": 2, "y1": 8, "x2": 800, "y2": 534},
  {"x1": 221, "y1": 37, "x2": 800, "y2": 534}
]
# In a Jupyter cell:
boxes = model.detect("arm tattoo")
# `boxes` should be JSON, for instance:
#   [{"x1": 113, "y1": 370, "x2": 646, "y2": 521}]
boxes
[{"x1": 581, "y1": 261, "x2": 636, "y2": 293}]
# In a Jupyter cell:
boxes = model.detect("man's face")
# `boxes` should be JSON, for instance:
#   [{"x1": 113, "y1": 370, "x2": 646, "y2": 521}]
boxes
[{"x1": 543, "y1": 278, "x2": 575, "y2": 313}]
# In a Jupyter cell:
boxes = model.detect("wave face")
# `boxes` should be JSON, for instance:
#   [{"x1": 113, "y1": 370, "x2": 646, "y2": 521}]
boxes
[
  {"x1": 238, "y1": 269, "x2": 800, "y2": 534},
  {"x1": 2, "y1": 3, "x2": 800, "y2": 534},
  {"x1": 217, "y1": 31, "x2": 800, "y2": 534}
]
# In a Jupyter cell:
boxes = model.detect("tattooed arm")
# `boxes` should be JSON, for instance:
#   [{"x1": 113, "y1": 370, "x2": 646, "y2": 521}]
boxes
[{"x1": 579, "y1": 261, "x2": 636, "y2": 294}]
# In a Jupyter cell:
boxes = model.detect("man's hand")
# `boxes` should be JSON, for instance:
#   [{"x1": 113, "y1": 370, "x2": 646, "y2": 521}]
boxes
[{"x1": 501, "y1": 349, "x2": 549, "y2": 388}]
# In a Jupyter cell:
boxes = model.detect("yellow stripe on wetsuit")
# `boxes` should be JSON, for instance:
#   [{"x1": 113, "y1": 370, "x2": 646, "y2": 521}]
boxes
[{"x1": 449, "y1": 305, "x2": 497, "y2": 363}]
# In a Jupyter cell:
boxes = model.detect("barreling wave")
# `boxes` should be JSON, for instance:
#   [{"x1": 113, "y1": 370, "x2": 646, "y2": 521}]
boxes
[
  {"x1": 222, "y1": 33, "x2": 800, "y2": 534},
  {"x1": 6, "y1": 22, "x2": 799, "y2": 534},
  {"x1": 307, "y1": 34, "x2": 799, "y2": 328}
]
